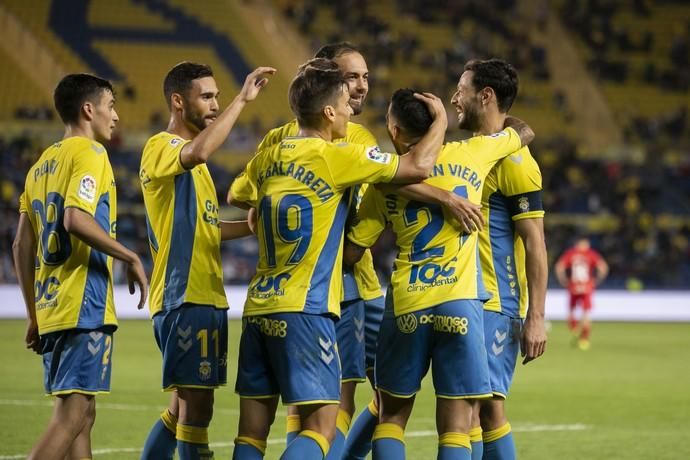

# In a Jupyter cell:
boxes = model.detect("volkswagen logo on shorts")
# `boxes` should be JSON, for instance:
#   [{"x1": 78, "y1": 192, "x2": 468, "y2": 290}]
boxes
[{"x1": 396, "y1": 313, "x2": 418, "y2": 334}]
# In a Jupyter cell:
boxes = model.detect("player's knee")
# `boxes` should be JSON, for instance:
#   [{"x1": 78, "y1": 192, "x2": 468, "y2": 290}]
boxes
[{"x1": 479, "y1": 399, "x2": 506, "y2": 430}]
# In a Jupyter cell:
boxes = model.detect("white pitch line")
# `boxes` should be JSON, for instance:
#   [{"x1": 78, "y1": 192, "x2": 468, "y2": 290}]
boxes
[{"x1": 0, "y1": 423, "x2": 590, "y2": 459}]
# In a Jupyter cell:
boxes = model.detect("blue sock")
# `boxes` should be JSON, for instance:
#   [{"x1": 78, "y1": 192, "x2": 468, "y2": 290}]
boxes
[
  {"x1": 372, "y1": 423, "x2": 405, "y2": 460},
  {"x1": 325, "y1": 409, "x2": 351, "y2": 459},
  {"x1": 141, "y1": 410, "x2": 177, "y2": 460},
  {"x1": 483, "y1": 423, "x2": 515, "y2": 460},
  {"x1": 437, "y1": 432, "x2": 471, "y2": 460},
  {"x1": 281, "y1": 430, "x2": 329, "y2": 459},
  {"x1": 343, "y1": 400, "x2": 378, "y2": 460},
  {"x1": 233, "y1": 436, "x2": 266, "y2": 459},
  {"x1": 177, "y1": 424, "x2": 213, "y2": 460},
  {"x1": 286, "y1": 414, "x2": 301, "y2": 446},
  {"x1": 470, "y1": 426, "x2": 483, "y2": 460}
]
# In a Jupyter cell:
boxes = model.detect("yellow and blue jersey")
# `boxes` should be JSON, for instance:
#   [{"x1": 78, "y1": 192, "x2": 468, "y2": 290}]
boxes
[
  {"x1": 140, "y1": 131, "x2": 228, "y2": 317},
  {"x1": 348, "y1": 128, "x2": 523, "y2": 316},
  {"x1": 20, "y1": 136, "x2": 118, "y2": 335},
  {"x1": 257, "y1": 119, "x2": 383, "y2": 301},
  {"x1": 230, "y1": 136, "x2": 399, "y2": 317},
  {"x1": 478, "y1": 147, "x2": 544, "y2": 318}
]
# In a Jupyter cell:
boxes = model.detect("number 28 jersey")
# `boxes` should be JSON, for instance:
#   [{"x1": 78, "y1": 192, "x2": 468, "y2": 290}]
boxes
[
  {"x1": 19, "y1": 136, "x2": 118, "y2": 335},
  {"x1": 230, "y1": 137, "x2": 399, "y2": 317}
]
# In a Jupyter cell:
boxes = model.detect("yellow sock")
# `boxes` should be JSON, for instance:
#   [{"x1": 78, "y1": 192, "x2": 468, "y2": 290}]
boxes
[
  {"x1": 469, "y1": 426, "x2": 483, "y2": 443},
  {"x1": 235, "y1": 436, "x2": 267, "y2": 455},
  {"x1": 372, "y1": 422, "x2": 405, "y2": 443},
  {"x1": 336, "y1": 409, "x2": 353, "y2": 435},
  {"x1": 161, "y1": 408, "x2": 178, "y2": 434},
  {"x1": 300, "y1": 429, "x2": 330, "y2": 457},
  {"x1": 483, "y1": 422, "x2": 512, "y2": 443},
  {"x1": 439, "y1": 432, "x2": 471, "y2": 449}
]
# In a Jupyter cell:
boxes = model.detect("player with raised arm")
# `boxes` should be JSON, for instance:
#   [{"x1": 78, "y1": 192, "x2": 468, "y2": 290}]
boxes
[
  {"x1": 555, "y1": 236, "x2": 608, "y2": 350},
  {"x1": 237, "y1": 43, "x2": 483, "y2": 460},
  {"x1": 227, "y1": 58, "x2": 447, "y2": 460},
  {"x1": 12, "y1": 74, "x2": 147, "y2": 460},
  {"x1": 344, "y1": 89, "x2": 534, "y2": 460},
  {"x1": 451, "y1": 59, "x2": 549, "y2": 460},
  {"x1": 138, "y1": 62, "x2": 274, "y2": 460}
]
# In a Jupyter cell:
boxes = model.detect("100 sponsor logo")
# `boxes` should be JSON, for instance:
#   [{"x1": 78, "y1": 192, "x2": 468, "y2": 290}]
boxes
[
  {"x1": 34, "y1": 276, "x2": 61, "y2": 309},
  {"x1": 407, "y1": 258, "x2": 458, "y2": 292},
  {"x1": 249, "y1": 273, "x2": 291, "y2": 298}
]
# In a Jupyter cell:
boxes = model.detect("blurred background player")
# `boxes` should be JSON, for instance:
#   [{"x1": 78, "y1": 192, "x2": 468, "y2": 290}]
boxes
[
  {"x1": 555, "y1": 236, "x2": 609, "y2": 350},
  {"x1": 228, "y1": 58, "x2": 446, "y2": 460},
  {"x1": 139, "y1": 62, "x2": 273, "y2": 460},
  {"x1": 345, "y1": 89, "x2": 534, "y2": 460},
  {"x1": 13, "y1": 73, "x2": 147, "y2": 460},
  {"x1": 452, "y1": 59, "x2": 549, "y2": 460}
]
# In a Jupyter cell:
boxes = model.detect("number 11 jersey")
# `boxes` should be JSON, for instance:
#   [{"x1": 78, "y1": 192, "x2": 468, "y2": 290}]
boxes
[{"x1": 19, "y1": 136, "x2": 118, "y2": 335}]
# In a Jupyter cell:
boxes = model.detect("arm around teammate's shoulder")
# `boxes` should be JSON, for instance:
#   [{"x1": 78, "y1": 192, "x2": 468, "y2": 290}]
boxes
[{"x1": 504, "y1": 115, "x2": 535, "y2": 147}]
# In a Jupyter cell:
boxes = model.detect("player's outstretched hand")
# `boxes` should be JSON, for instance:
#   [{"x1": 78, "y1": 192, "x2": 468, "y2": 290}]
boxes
[
  {"x1": 239, "y1": 67, "x2": 277, "y2": 102},
  {"x1": 127, "y1": 257, "x2": 148, "y2": 310},
  {"x1": 444, "y1": 194, "x2": 484, "y2": 233},
  {"x1": 521, "y1": 316, "x2": 547, "y2": 364},
  {"x1": 413, "y1": 92, "x2": 448, "y2": 127},
  {"x1": 25, "y1": 319, "x2": 40, "y2": 354}
]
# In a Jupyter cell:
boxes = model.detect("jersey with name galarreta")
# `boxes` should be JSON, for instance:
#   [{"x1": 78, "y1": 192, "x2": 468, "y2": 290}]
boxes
[{"x1": 230, "y1": 136, "x2": 399, "y2": 317}]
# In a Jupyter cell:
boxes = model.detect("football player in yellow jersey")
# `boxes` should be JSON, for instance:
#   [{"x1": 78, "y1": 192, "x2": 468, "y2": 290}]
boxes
[
  {"x1": 138, "y1": 62, "x2": 275, "y2": 460},
  {"x1": 228, "y1": 58, "x2": 447, "y2": 460},
  {"x1": 344, "y1": 89, "x2": 534, "y2": 460},
  {"x1": 13, "y1": 74, "x2": 147, "y2": 460},
  {"x1": 241, "y1": 43, "x2": 483, "y2": 460},
  {"x1": 453, "y1": 60, "x2": 548, "y2": 460}
]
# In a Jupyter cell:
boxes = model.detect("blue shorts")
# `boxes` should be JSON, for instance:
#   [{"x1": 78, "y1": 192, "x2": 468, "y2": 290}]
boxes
[
  {"x1": 153, "y1": 304, "x2": 228, "y2": 390},
  {"x1": 364, "y1": 296, "x2": 385, "y2": 370},
  {"x1": 41, "y1": 327, "x2": 115, "y2": 395},
  {"x1": 337, "y1": 299, "x2": 366, "y2": 382},
  {"x1": 375, "y1": 300, "x2": 492, "y2": 399},
  {"x1": 236, "y1": 312, "x2": 341, "y2": 405},
  {"x1": 483, "y1": 310, "x2": 522, "y2": 398}
]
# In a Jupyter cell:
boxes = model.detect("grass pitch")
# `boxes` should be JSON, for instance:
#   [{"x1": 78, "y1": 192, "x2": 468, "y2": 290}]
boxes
[{"x1": 0, "y1": 319, "x2": 689, "y2": 459}]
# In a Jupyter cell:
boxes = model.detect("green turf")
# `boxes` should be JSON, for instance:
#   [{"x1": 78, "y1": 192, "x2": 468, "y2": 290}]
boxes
[{"x1": 1, "y1": 319, "x2": 689, "y2": 459}]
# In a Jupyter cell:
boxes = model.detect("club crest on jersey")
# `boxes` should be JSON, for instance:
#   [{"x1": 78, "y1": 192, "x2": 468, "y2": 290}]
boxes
[
  {"x1": 78, "y1": 175, "x2": 97, "y2": 203},
  {"x1": 365, "y1": 146, "x2": 391, "y2": 165},
  {"x1": 199, "y1": 360, "x2": 212, "y2": 380},
  {"x1": 169, "y1": 137, "x2": 182, "y2": 147},
  {"x1": 397, "y1": 313, "x2": 418, "y2": 334},
  {"x1": 518, "y1": 196, "x2": 530, "y2": 212}
]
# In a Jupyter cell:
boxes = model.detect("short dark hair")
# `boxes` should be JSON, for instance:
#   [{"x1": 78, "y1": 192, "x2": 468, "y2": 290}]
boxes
[
  {"x1": 53, "y1": 74, "x2": 114, "y2": 125},
  {"x1": 314, "y1": 42, "x2": 360, "y2": 59},
  {"x1": 163, "y1": 62, "x2": 214, "y2": 109},
  {"x1": 389, "y1": 88, "x2": 433, "y2": 139},
  {"x1": 464, "y1": 59, "x2": 519, "y2": 113},
  {"x1": 289, "y1": 58, "x2": 348, "y2": 128}
]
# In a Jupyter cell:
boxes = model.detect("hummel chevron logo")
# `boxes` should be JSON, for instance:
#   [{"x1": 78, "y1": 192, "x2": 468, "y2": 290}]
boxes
[
  {"x1": 89, "y1": 331, "x2": 103, "y2": 342},
  {"x1": 319, "y1": 337, "x2": 334, "y2": 365},
  {"x1": 319, "y1": 337, "x2": 332, "y2": 351},
  {"x1": 492, "y1": 343, "x2": 505, "y2": 356},
  {"x1": 178, "y1": 339, "x2": 193, "y2": 352},
  {"x1": 354, "y1": 318, "x2": 364, "y2": 331},
  {"x1": 495, "y1": 330, "x2": 507, "y2": 343},
  {"x1": 177, "y1": 326, "x2": 192, "y2": 339},
  {"x1": 88, "y1": 342, "x2": 101, "y2": 356},
  {"x1": 508, "y1": 153, "x2": 523, "y2": 164},
  {"x1": 355, "y1": 330, "x2": 365, "y2": 343}
]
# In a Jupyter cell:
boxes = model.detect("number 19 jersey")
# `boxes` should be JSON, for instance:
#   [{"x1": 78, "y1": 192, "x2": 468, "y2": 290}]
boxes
[
  {"x1": 230, "y1": 137, "x2": 399, "y2": 317},
  {"x1": 19, "y1": 136, "x2": 118, "y2": 335},
  {"x1": 348, "y1": 128, "x2": 523, "y2": 316}
]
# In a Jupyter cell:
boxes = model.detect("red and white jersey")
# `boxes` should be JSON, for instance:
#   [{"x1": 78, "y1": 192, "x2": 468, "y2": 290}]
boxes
[{"x1": 557, "y1": 248, "x2": 604, "y2": 295}]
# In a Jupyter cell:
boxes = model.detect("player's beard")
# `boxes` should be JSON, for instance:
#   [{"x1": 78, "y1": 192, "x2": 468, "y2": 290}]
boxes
[
  {"x1": 183, "y1": 101, "x2": 210, "y2": 133},
  {"x1": 458, "y1": 100, "x2": 482, "y2": 132}
]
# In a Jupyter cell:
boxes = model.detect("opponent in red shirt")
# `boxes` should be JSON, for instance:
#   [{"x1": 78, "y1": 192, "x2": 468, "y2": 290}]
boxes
[{"x1": 555, "y1": 237, "x2": 608, "y2": 350}]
